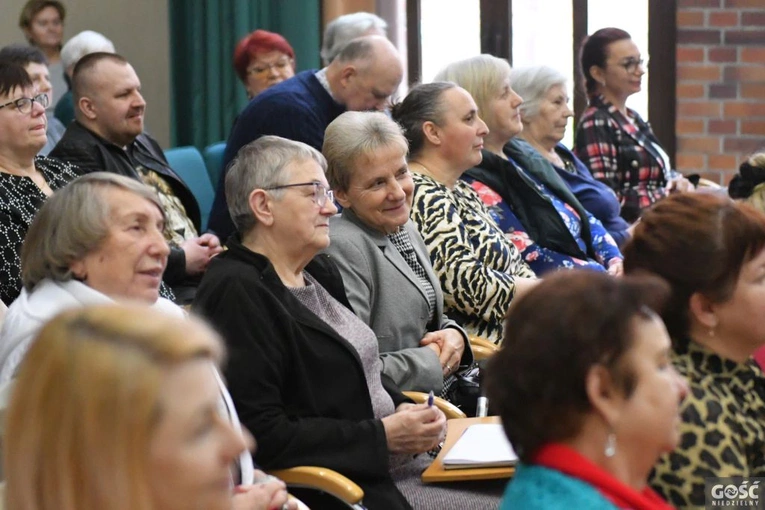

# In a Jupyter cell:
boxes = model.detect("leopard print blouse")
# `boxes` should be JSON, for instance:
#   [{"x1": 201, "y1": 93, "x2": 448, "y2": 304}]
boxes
[
  {"x1": 409, "y1": 173, "x2": 536, "y2": 344},
  {"x1": 650, "y1": 340, "x2": 765, "y2": 509}
]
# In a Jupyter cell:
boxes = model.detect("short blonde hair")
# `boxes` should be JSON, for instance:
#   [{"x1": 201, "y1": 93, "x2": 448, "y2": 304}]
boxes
[
  {"x1": 21, "y1": 172, "x2": 164, "y2": 291},
  {"x1": 4, "y1": 305, "x2": 223, "y2": 510},
  {"x1": 323, "y1": 111, "x2": 408, "y2": 192},
  {"x1": 434, "y1": 54, "x2": 511, "y2": 118}
]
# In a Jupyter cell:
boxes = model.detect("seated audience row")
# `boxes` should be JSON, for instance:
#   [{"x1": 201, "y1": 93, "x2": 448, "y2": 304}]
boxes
[
  {"x1": 1, "y1": 15, "x2": 759, "y2": 510},
  {"x1": 510, "y1": 65, "x2": 632, "y2": 247},
  {"x1": 234, "y1": 12, "x2": 387, "y2": 100},
  {"x1": 210, "y1": 35, "x2": 404, "y2": 240},
  {"x1": 50, "y1": 52, "x2": 222, "y2": 303},
  {"x1": 193, "y1": 135, "x2": 504, "y2": 509},
  {"x1": 1, "y1": 172, "x2": 294, "y2": 510},
  {"x1": 323, "y1": 111, "x2": 474, "y2": 399},
  {"x1": 436, "y1": 55, "x2": 624, "y2": 275},
  {"x1": 5, "y1": 189, "x2": 763, "y2": 510},
  {"x1": 488, "y1": 270, "x2": 682, "y2": 510},
  {"x1": 391, "y1": 82, "x2": 537, "y2": 343}
]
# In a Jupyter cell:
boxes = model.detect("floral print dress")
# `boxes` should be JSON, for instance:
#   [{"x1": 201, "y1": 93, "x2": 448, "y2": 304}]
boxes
[{"x1": 464, "y1": 168, "x2": 622, "y2": 276}]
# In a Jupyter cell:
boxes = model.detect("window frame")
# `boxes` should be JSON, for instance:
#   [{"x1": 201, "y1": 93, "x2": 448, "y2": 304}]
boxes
[{"x1": 406, "y1": 0, "x2": 676, "y2": 162}]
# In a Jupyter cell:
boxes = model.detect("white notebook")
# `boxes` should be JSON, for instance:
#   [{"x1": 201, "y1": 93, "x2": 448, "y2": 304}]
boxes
[{"x1": 442, "y1": 423, "x2": 518, "y2": 469}]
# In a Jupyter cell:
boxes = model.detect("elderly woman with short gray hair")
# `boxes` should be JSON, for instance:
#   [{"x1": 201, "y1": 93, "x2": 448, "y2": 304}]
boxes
[
  {"x1": 0, "y1": 172, "x2": 179, "y2": 382},
  {"x1": 510, "y1": 65, "x2": 632, "y2": 247},
  {"x1": 323, "y1": 111, "x2": 474, "y2": 401}
]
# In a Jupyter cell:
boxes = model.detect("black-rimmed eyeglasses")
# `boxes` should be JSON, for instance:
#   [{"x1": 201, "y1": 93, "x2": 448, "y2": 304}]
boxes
[
  {"x1": 617, "y1": 57, "x2": 647, "y2": 74},
  {"x1": 0, "y1": 93, "x2": 49, "y2": 114},
  {"x1": 264, "y1": 182, "x2": 334, "y2": 208}
]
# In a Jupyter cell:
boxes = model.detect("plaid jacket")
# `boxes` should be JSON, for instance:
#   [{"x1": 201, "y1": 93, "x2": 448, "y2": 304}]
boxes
[{"x1": 574, "y1": 95, "x2": 674, "y2": 223}]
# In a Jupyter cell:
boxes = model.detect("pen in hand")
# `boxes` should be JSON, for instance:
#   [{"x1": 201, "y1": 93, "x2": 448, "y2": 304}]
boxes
[{"x1": 427, "y1": 390, "x2": 434, "y2": 407}]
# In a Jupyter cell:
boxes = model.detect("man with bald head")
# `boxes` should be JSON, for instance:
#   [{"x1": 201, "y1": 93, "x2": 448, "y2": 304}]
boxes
[
  {"x1": 208, "y1": 35, "x2": 404, "y2": 240},
  {"x1": 50, "y1": 52, "x2": 222, "y2": 303}
]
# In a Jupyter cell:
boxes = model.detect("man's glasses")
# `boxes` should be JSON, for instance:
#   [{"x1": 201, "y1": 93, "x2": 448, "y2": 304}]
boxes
[
  {"x1": 617, "y1": 57, "x2": 647, "y2": 74},
  {"x1": 264, "y1": 182, "x2": 334, "y2": 208},
  {"x1": 0, "y1": 93, "x2": 49, "y2": 114},
  {"x1": 247, "y1": 58, "x2": 292, "y2": 76}
]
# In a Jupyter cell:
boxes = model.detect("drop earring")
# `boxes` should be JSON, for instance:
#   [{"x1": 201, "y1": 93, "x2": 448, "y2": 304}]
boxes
[{"x1": 604, "y1": 433, "x2": 616, "y2": 458}]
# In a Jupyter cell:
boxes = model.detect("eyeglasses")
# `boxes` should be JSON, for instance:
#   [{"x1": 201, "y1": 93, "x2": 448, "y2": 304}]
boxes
[
  {"x1": 247, "y1": 58, "x2": 292, "y2": 76},
  {"x1": 264, "y1": 182, "x2": 334, "y2": 208},
  {"x1": 0, "y1": 93, "x2": 49, "y2": 114},
  {"x1": 616, "y1": 57, "x2": 647, "y2": 74}
]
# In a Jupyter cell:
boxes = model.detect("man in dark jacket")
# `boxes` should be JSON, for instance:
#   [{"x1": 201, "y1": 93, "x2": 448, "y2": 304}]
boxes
[{"x1": 50, "y1": 52, "x2": 221, "y2": 303}]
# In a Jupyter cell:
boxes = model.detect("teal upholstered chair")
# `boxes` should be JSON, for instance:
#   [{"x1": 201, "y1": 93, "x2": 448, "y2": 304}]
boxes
[
  {"x1": 164, "y1": 146, "x2": 214, "y2": 231},
  {"x1": 203, "y1": 141, "x2": 227, "y2": 189}
]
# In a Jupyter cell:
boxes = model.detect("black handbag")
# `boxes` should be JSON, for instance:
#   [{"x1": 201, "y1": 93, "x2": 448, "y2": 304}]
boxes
[{"x1": 441, "y1": 362, "x2": 481, "y2": 417}]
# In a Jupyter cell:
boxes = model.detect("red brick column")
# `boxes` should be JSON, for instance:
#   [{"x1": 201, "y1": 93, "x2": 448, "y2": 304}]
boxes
[{"x1": 676, "y1": 0, "x2": 765, "y2": 183}]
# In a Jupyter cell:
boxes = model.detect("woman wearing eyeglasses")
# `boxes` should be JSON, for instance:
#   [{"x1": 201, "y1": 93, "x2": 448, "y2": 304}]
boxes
[
  {"x1": 575, "y1": 27, "x2": 693, "y2": 223},
  {"x1": 233, "y1": 30, "x2": 296, "y2": 99},
  {"x1": 0, "y1": 61, "x2": 82, "y2": 305}
]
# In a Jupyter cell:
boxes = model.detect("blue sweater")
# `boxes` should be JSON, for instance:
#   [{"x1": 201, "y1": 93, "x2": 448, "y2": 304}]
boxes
[
  {"x1": 553, "y1": 144, "x2": 631, "y2": 248},
  {"x1": 208, "y1": 70, "x2": 346, "y2": 240},
  {"x1": 500, "y1": 463, "x2": 620, "y2": 510}
]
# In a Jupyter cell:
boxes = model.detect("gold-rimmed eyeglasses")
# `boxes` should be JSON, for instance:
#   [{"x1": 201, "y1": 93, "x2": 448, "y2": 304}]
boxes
[
  {"x1": 246, "y1": 58, "x2": 292, "y2": 76},
  {"x1": 0, "y1": 93, "x2": 49, "y2": 114},
  {"x1": 264, "y1": 182, "x2": 334, "y2": 208}
]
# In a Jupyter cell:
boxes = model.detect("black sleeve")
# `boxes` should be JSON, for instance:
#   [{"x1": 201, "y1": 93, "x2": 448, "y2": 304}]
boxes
[
  {"x1": 380, "y1": 372, "x2": 415, "y2": 408},
  {"x1": 163, "y1": 247, "x2": 187, "y2": 284},
  {"x1": 49, "y1": 139, "x2": 105, "y2": 174},
  {"x1": 193, "y1": 276, "x2": 391, "y2": 480}
]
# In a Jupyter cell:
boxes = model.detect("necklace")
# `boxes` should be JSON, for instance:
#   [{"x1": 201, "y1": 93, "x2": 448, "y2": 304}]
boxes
[
  {"x1": 408, "y1": 160, "x2": 431, "y2": 176},
  {"x1": 0, "y1": 164, "x2": 53, "y2": 196},
  {"x1": 408, "y1": 160, "x2": 460, "y2": 190}
]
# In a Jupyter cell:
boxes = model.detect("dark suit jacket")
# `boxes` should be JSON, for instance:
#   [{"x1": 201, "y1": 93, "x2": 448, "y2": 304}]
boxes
[
  {"x1": 192, "y1": 238, "x2": 412, "y2": 510},
  {"x1": 326, "y1": 209, "x2": 472, "y2": 393},
  {"x1": 50, "y1": 121, "x2": 200, "y2": 284}
]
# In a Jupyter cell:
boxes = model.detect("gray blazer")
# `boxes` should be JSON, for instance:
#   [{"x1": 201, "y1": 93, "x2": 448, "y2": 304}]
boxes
[{"x1": 326, "y1": 209, "x2": 472, "y2": 393}]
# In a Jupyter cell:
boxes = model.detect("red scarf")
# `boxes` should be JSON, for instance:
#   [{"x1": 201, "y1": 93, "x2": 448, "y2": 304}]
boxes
[{"x1": 533, "y1": 444, "x2": 675, "y2": 510}]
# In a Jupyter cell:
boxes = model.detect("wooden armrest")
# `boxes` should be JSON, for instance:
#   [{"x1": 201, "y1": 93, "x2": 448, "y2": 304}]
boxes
[
  {"x1": 469, "y1": 336, "x2": 499, "y2": 360},
  {"x1": 267, "y1": 466, "x2": 364, "y2": 505},
  {"x1": 403, "y1": 391, "x2": 467, "y2": 419},
  {"x1": 471, "y1": 344, "x2": 496, "y2": 361},
  {"x1": 469, "y1": 336, "x2": 499, "y2": 352}
]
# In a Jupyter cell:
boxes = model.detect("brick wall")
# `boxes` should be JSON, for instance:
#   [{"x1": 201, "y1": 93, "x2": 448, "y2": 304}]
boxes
[{"x1": 676, "y1": 0, "x2": 765, "y2": 184}]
